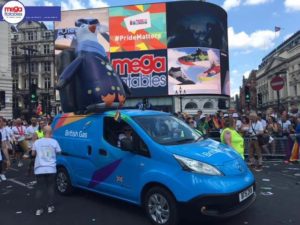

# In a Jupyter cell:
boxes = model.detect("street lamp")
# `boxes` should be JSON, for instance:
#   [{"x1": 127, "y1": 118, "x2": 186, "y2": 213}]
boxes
[
  {"x1": 175, "y1": 86, "x2": 186, "y2": 112},
  {"x1": 19, "y1": 46, "x2": 38, "y2": 119}
]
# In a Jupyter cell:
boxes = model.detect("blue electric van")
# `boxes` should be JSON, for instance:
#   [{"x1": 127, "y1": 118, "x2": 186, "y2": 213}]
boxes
[{"x1": 52, "y1": 110, "x2": 256, "y2": 225}]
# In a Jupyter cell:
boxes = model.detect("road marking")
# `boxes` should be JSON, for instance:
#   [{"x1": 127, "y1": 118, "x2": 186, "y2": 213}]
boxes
[{"x1": 7, "y1": 178, "x2": 34, "y2": 189}]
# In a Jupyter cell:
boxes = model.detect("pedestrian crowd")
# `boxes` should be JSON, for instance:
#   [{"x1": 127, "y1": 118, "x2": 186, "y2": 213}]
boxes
[
  {"x1": 0, "y1": 115, "x2": 61, "y2": 216},
  {"x1": 174, "y1": 107, "x2": 300, "y2": 171}
]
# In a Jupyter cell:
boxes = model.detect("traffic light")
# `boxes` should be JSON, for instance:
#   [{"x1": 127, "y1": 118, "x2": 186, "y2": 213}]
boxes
[
  {"x1": 245, "y1": 86, "x2": 250, "y2": 103},
  {"x1": 257, "y1": 93, "x2": 262, "y2": 105},
  {"x1": 0, "y1": 91, "x2": 5, "y2": 109},
  {"x1": 31, "y1": 84, "x2": 37, "y2": 103}
]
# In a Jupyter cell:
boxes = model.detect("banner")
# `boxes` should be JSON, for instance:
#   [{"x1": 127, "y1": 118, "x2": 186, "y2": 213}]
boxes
[
  {"x1": 109, "y1": 3, "x2": 167, "y2": 53},
  {"x1": 111, "y1": 50, "x2": 168, "y2": 97}
]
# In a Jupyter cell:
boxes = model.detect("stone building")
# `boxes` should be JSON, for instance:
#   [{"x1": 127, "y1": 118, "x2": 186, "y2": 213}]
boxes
[
  {"x1": 256, "y1": 31, "x2": 300, "y2": 112},
  {"x1": 0, "y1": 20, "x2": 12, "y2": 119},
  {"x1": 11, "y1": 21, "x2": 55, "y2": 118}
]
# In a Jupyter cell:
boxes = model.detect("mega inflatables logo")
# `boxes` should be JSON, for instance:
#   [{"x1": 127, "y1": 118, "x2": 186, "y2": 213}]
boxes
[
  {"x1": 1, "y1": 1, "x2": 25, "y2": 24},
  {"x1": 112, "y1": 54, "x2": 167, "y2": 89}
]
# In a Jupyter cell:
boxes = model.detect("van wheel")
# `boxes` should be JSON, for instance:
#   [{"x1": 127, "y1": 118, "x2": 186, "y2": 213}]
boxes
[
  {"x1": 56, "y1": 167, "x2": 73, "y2": 195},
  {"x1": 144, "y1": 186, "x2": 179, "y2": 225}
]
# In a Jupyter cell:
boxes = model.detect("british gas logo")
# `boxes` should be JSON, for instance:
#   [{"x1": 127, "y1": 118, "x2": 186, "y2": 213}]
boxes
[{"x1": 2, "y1": 1, "x2": 25, "y2": 24}]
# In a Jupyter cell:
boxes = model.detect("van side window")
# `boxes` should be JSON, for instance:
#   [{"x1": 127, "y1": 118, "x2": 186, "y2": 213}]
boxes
[{"x1": 103, "y1": 117, "x2": 150, "y2": 157}]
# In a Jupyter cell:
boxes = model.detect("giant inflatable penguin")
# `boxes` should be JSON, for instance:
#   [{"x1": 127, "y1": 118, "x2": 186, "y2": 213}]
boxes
[{"x1": 57, "y1": 18, "x2": 129, "y2": 113}]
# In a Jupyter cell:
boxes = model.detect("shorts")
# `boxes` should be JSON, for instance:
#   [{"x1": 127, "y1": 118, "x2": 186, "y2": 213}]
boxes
[{"x1": 15, "y1": 144, "x2": 24, "y2": 153}]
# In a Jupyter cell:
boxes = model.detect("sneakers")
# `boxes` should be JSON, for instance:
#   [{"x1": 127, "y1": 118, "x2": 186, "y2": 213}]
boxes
[
  {"x1": 35, "y1": 209, "x2": 44, "y2": 216},
  {"x1": 255, "y1": 165, "x2": 263, "y2": 172},
  {"x1": 0, "y1": 174, "x2": 7, "y2": 181},
  {"x1": 17, "y1": 161, "x2": 23, "y2": 167},
  {"x1": 48, "y1": 206, "x2": 55, "y2": 214},
  {"x1": 169, "y1": 67, "x2": 195, "y2": 85}
]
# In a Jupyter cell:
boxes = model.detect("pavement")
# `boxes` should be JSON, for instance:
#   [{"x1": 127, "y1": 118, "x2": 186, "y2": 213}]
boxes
[{"x1": 0, "y1": 160, "x2": 299, "y2": 225}]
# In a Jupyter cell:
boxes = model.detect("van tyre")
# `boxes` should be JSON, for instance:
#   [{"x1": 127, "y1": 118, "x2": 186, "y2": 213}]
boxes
[
  {"x1": 144, "y1": 186, "x2": 179, "y2": 225},
  {"x1": 56, "y1": 167, "x2": 73, "y2": 195}
]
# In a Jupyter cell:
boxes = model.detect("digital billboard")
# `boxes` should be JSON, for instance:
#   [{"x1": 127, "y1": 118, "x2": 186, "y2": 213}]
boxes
[
  {"x1": 109, "y1": 3, "x2": 167, "y2": 52},
  {"x1": 55, "y1": 1, "x2": 230, "y2": 98},
  {"x1": 111, "y1": 50, "x2": 168, "y2": 97}
]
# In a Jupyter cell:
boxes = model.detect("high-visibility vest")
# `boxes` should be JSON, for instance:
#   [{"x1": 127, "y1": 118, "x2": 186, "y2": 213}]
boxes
[
  {"x1": 220, "y1": 127, "x2": 244, "y2": 159},
  {"x1": 35, "y1": 130, "x2": 44, "y2": 139}
]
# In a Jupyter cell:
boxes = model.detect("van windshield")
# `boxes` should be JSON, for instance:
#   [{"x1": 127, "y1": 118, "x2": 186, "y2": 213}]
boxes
[{"x1": 133, "y1": 115, "x2": 203, "y2": 145}]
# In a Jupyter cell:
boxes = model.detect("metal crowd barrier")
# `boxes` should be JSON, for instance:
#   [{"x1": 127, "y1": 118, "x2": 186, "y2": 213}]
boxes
[{"x1": 209, "y1": 135, "x2": 291, "y2": 159}]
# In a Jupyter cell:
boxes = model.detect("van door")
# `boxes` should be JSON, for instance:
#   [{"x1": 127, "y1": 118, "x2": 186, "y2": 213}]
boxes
[{"x1": 89, "y1": 116, "x2": 150, "y2": 201}]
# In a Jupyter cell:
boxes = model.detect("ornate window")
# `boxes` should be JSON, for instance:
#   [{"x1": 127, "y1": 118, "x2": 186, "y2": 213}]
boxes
[
  {"x1": 185, "y1": 102, "x2": 198, "y2": 109},
  {"x1": 203, "y1": 101, "x2": 213, "y2": 109}
]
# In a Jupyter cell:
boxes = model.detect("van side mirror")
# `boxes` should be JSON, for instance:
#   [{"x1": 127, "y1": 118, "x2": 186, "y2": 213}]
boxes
[{"x1": 120, "y1": 137, "x2": 134, "y2": 152}]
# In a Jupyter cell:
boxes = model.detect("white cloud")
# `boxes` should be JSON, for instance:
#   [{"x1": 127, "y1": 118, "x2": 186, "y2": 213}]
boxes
[
  {"x1": 228, "y1": 27, "x2": 278, "y2": 50},
  {"x1": 284, "y1": 0, "x2": 300, "y2": 11},
  {"x1": 19, "y1": 0, "x2": 38, "y2": 6},
  {"x1": 89, "y1": 0, "x2": 109, "y2": 8},
  {"x1": 222, "y1": 0, "x2": 241, "y2": 11},
  {"x1": 61, "y1": 0, "x2": 86, "y2": 11},
  {"x1": 244, "y1": 0, "x2": 272, "y2": 5},
  {"x1": 44, "y1": 1, "x2": 54, "y2": 6},
  {"x1": 284, "y1": 33, "x2": 294, "y2": 40},
  {"x1": 243, "y1": 70, "x2": 251, "y2": 79}
]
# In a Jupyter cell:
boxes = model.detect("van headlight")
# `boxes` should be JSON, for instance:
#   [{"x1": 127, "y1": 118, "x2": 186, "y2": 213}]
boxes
[{"x1": 173, "y1": 154, "x2": 223, "y2": 176}]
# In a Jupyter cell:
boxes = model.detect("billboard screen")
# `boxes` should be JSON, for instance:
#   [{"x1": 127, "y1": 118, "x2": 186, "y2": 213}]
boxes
[
  {"x1": 111, "y1": 50, "x2": 168, "y2": 97},
  {"x1": 55, "y1": 1, "x2": 229, "y2": 98},
  {"x1": 109, "y1": 3, "x2": 167, "y2": 53}
]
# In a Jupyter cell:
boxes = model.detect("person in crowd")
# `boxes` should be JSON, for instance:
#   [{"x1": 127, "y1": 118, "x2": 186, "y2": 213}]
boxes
[
  {"x1": 248, "y1": 112, "x2": 264, "y2": 171},
  {"x1": 25, "y1": 117, "x2": 39, "y2": 159},
  {"x1": 0, "y1": 117, "x2": 11, "y2": 170},
  {"x1": 32, "y1": 125, "x2": 61, "y2": 216},
  {"x1": 289, "y1": 116, "x2": 300, "y2": 163},
  {"x1": 197, "y1": 115, "x2": 209, "y2": 136},
  {"x1": 258, "y1": 113, "x2": 267, "y2": 130},
  {"x1": 12, "y1": 118, "x2": 28, "y2": 167},
  {"x1": 0, "y1": 126, "x2": 6, "y2": 181},
  {"x1": 220, "y1": 117, "x2": 244, "y2": 159},
  {"x1": 233, "y1": 113, "x2": 242, "y2": 131},
  {"x1": 265, "y1": 116, "x2": 279, "y2": 156},
  {"x1": 195, "y1": 110, "x2": 203, "y2": 126},
  {"x1": 240, "y1": 116, "x2": 250, "y2": 136},
  {"x1": 278, "y1": 112, "x2": 294, "y2": 163}
]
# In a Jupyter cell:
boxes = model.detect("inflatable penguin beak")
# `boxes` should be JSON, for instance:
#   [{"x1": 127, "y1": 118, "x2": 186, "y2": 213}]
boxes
[{"x1": 88, "y1": 25, "x2": 97, "y2": 33}]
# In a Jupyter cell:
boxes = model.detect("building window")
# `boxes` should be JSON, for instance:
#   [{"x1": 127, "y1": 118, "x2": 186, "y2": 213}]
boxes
[
  {"x1": 12, "y1": 47, "x2": 17, "y2": 55},
  {"x1": 12, "y1": 64, "x2": 19, "y2": 74},
  {"x1": 45, "y1": 77, "x2": 51, "y2": 89},
  {"x1": 13, "y1": 34, "x2": 18, "y2": 41},
  {"x1": 44, "y1": 45, "x2": 50, "y2": 54},
  {"x1": 30, "y1": 63, "x2": 37, "y2": 73},
  {"x1": 31, "y1": 78, "x2": 37, "y2": 85},
  {"x1": 185, "y1": 102, "x2": 198, "y2": 109},
  {"x1": 44, "y1": 61, "x2": 51, "y2": 72},
  {"x1": 24, "y1": 78, "x2": 28, "y2": 89},
  {"x1": 203, "y1": 102, "x2": 213, "y2": 109},
  {"x1": 44, "y1": 32, "x2": 51, "y2": 40},
  {"x1": 294, "y1": 86, "x2": 297, "y2": 97},
  {"x1": 27, "y1": 31, "x2": 34, "y2": 40},
  {"x1": 13, "y1": 79, "x2": 18, "y2": 90}
]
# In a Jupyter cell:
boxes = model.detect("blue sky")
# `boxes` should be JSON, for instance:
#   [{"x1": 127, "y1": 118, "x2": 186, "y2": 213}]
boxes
[{"x1": 20, "y1": 0, "x2": 300, "y2": 96}]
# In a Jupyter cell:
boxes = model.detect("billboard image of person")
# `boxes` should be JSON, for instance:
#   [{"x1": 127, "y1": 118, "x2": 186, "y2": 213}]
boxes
[
  {"x1": 168, "y1": 47, "x2": 221, "y2": 95},
  {"x1": 167, "y1": 1, "x2": 228, "y2": 53},
  {"x1": 109, "y1": 3, "x2": 167, "y2": 52}
]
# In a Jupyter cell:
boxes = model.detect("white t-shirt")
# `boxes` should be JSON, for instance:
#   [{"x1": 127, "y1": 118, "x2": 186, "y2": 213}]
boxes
[
  {"x1": 236, "y1": 120, "x2": 242, "y2": 130},
  {"x1": 12, "y1": 126, "x2": 27, "y2": 141},
  {"x1": 0, "y1": 127, "x2": 9, "y2": 141},
  {"x1": 33, "y1": 138, "x2": 61, "y2": 175},
  {"x1": 5, "y1": 126, "x2": 13, "y2": 141},
  {"x1": 26, "y1": 125, "x2": 39, "y2": 148},
  {"x1": 260, "y1": 119, "x2": 267, "y2": 130},
  {"x1": 249, "y1": 121, "x2": 264, "y2": 135},
  {"x1": 278, "y1": 120, "x2": 292, "y2": 133}
]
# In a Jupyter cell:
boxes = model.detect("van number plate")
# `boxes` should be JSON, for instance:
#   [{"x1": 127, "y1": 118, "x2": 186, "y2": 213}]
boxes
[{"x1": 239, "y1": 186, "x2": 254, "y2": 202}]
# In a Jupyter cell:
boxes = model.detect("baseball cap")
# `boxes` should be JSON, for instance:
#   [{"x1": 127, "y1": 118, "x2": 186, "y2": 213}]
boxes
[{"x1": 232, "y1": 113, "x2": 239, "y2": 118}]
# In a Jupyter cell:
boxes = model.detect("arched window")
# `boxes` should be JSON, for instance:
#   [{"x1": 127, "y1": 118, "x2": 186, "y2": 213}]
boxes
[
  {"x1": 185, "y1": 102, "x2": 198, "y2": 109},
  {"x1": 203, "y1": 101, "x2": 213, "y2": 109}
]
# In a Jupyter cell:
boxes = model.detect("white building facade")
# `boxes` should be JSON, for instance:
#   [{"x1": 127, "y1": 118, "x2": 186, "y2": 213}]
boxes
[{"x1": 256, "y1": 31, "x2": 300, "y2": 111}]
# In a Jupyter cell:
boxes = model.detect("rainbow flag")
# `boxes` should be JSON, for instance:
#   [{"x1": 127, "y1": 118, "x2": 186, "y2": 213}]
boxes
[{"x1": 290, "y1": 141, "x2": 299, "y2": 162}]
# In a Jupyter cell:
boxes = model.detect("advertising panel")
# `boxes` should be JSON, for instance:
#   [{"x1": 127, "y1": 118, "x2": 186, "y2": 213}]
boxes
[
  {"x1": 54, "y1": 8, "x2": 109, "y2": 53},
  {"x1": 168, "y1": 47, "x2": 221, "y2": 95},
  {"x1": 221, "y1": 52, "x2": 230, "y2": 95},
  {"x1": 109, "y1": 3, "x2": 167, "y2": 53},
  {"x1": 111, "y1": 50, "x2": 168, "y2": 97},
  {"x1": 167, "y1": 1, "x2": 228, "y2": 53}
]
